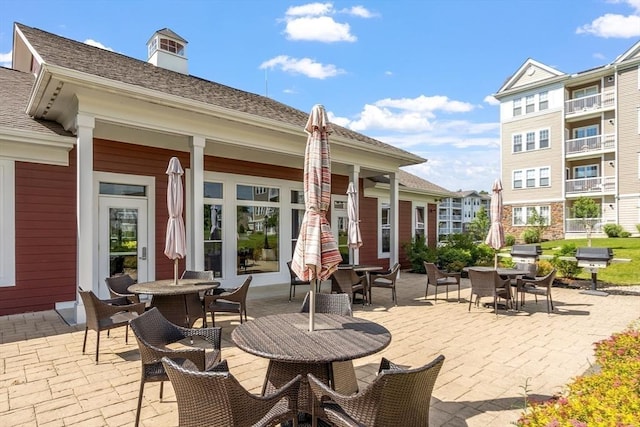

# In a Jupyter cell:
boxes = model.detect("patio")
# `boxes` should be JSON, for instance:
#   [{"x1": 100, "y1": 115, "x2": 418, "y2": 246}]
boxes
[{"x1": 1, "y1": 272, "x2": 639, "y2": 426}]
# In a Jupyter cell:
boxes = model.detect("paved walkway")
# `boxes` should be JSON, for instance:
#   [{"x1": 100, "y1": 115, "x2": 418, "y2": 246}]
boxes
[{"x1": 1, "y1": 272, "x2": 639, "y2": 426}]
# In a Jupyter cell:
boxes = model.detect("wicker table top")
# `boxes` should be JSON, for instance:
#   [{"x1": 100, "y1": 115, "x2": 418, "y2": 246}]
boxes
[
  {"x1": 464, "y1": 266, "x2": 522, "y2": 277},
  {"x1": 231, "y1": 313, "x2": 391, "y2": 363},
  {"x1": 128, "y1": 279, "x2": 219, "y2": 295}
]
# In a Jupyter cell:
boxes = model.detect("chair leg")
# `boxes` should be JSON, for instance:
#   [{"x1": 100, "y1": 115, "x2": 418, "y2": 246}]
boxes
[
  {"x1": 289, "y1": 285, "x2": 293, "y2": 301},
  {"x1": 159, "y1": 381, "x2": 164, "y2": 400},
  {"x1": 125, "y1": 325, "x2": 129, "y2": 344},
  {"x1": 468, "y1": 295, "x2": 472, "y2": 311},
  {"x1": 82, "y1": 327, "x2": 88, "y2": 354},
  {"x1": 95, "y1": 331, "x2": 100, "y2": 364},
  {"x1": 445, "y1": 285, "x2": 449, "y2": 301},
  {"x1": 457, "y1": 283, "x2": 461, "y2": 302},
  {"x1": 135, "y1": 380, "x2": 145, "y2": 427}
]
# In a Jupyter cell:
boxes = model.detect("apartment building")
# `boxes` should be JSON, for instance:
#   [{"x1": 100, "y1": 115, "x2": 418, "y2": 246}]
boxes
[
  {"x1": 438, "y1": 190, "x2": 490, "y2": 239},
  {"x1": 494, "y1": 40, "x2": 640, "y2": 241}
]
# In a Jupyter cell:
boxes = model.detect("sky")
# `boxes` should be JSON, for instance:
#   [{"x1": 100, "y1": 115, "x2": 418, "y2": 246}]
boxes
[{"x1": 1, "y1": 0, "x2": 640, "y2": 193}]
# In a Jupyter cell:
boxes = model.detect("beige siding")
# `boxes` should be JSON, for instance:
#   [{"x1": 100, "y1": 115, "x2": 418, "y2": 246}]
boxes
[
  {"x1": 616, "y1": 66, "x2": 640, "y2": 197},
  {"x1": 502, "y1": 110, "x2": 564, "y2": 203},
  {"x1": 618, "y1": 197, "x2": 639, "y2": 234},
  {"x1": 511, "y1": 66, "x2": 559, "y2": 89}
]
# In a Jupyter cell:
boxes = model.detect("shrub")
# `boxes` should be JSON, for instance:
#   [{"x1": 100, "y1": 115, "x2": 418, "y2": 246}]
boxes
[
  {"x1": 505, "y1": 234, "x2": 516, "y2": 247},
  {"x1": 636, "y1": 224, "x2": 640, "y2": 234},
  {"x1": 437, "y1": 247, "x2": 472, "y2": 272},
  {"x1": 536, "y1": 260, "x2": 553, "y2": 276},
  {"x1": 522, "y1": 228, "x2": 541, "y2": 244},
  {"x1": 603, "y1": 223, "x2": 624, "y2": 237},
  {"x1": 402, "y1": 235, "x2": 436, "y2": 273},
  {"x1": 551, "y1": 243, "x2": 582, "y2": 278},
  {"x1": 621, "y1": 231, "x2": 631, "y2": 238},
  {"x1": 518, "y1": 325, "x2": 640, "y2": 426}
]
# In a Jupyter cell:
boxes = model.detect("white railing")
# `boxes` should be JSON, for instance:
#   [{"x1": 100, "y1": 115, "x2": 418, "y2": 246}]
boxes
[
  {"x1": 566, "y1": 133, "x2": 616, "y2": 155},
  {"x1": 565, "y1": 218, "x2": 603, "y2": 233},
  {"x1": 565, "y1": 90, "x2": 615, "y2": 114},
  {"x1": 566, "y1": 176, "x2": 616, "y2": 194}
]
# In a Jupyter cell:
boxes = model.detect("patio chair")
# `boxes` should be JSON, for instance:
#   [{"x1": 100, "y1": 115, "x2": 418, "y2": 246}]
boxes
[
  {"x1": 299, "y1": 292, "x2": 353, "y2": 316},
  {"x1": 308, "y1": 354, "x2": 445, "y2": 426},
  {"x1": 162, "y1": 356, "x2": 301, "y2": 427},
  {"x1": 424, "y1": 262, "x2": 461, "y2": 303},
  {"x1": 104, "y1": 274, "x2": 139, "y2": 303},
  {"x1": 330, "y1": 268, "x2": 368, "y2": 305},
  {"x1": 204, "y1": 275, "x2": 252, "y2": 326},
  {"x1": 180, "y1": 269, "x2": 216, "y2": 325},
  {"x1": 300, "y1": 291, "x2": 357, "y2": 394},
  {"x1": 287, "y1": 260, "x2": 315, "y2": 301},
  {"x1": 517, "y1": 269, "x2": 557, "y2": 313},
  {"x1": 467, "y1": 269, "x2": 513, "y2": 316},
  {"x1": 129, "y1": 307, "x2": 222, "y2": 427},
  {"x1": 79, "y1": 289, "x2": 145, "y2": 364},
  {"x1": 368, "y1": 262, "x2": 400, "y2": 305}
]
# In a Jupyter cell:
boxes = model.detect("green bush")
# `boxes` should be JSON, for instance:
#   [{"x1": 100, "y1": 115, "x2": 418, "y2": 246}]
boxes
[
  {"x1": 518, "y1": 324, "x2": 640, "y2": 426},
  {"x1": 551, "y1": 243, "x2": 582, "y2": 278},
  {"x1": 537, "y1": 260, "x2": 553, "y2": 276},
  {"x1": 437, "y1": 247, "x2": 472, "y2": 272},
  {"x1": 402, "y1": 235, "x2": 437, "y2": 273},
  {"x1": 603, "y1": 223, "x2": 624, "y2": 237},
  {"x1": 522, "y1": 228, "x2": 541, "y2": 244},
  {"x1": 505, "y1": 234, "x2": 516, "y2": 247},
  {"x1": 621, "y1": 231, "x2": 631, "y2": 238}
]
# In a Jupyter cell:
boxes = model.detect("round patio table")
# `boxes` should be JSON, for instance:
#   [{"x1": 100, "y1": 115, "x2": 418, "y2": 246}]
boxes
[
  {"x1": 231, "y1": 312, "x2": 391, "y2": 415},
  {"x1": 128, "y1": 279, "x2": 219, "y2": 328}
]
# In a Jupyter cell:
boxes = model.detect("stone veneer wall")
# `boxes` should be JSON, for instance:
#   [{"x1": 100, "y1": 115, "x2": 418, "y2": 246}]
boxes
[{"x1": 503, "y1": 202, "x2": 565, "y2": 243}]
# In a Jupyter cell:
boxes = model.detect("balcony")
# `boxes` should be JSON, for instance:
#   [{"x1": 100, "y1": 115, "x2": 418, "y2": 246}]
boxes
[
  {"x1": 566, "y1": 176, "x2": 615, "y2": 195},
  {"x1": 565, "y1": 218, "x2": 604, "y2": 234},
  {"x1": 565, "y1": 90, "x2": 614, "y2": 117},
  {"x1": 566, "y1": 133, "x2": 616, "y2": 157}
]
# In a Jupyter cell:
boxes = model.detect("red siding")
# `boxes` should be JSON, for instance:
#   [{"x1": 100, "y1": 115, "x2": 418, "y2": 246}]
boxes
[{"x1": 1, "y1": 155, "x2": 77, "y2": 315}]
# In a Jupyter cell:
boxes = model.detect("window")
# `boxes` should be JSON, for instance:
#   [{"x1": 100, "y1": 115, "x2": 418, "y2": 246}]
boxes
[
  {"x1": 526, "y1": 132, "x2": 536, "y2": 151},
  {"x1": 573, "y1": 86, "x2": 598, "y2": 99},
  {"x1": 203, "y1": 182, "x2": 224, "y2": 278},
  {"x1": 539, "y1": 206, "x2": 550, "y2": 225},
  {"x1": 380, "y1": 203, "x2": 390, "y2": 255},
  {"x1": 148, "y1": 38, "x2": 157, "y2": 57},
  {"x1": 0, "y1": 160, "x2": 15, "y2": 286},
  {"x1": 415, "y1": 206, "x2": 425, "y2": 239},
  {"x1": 512, "y1": 207, "x2": 524, "y2": 225},
  {"x1": 526, "y1": 95, "x2": 535, "y2": 113},
  {"x1": 513, "y1": 170, "x2": 523, "y2": 189},
  {"x1": 513, "y1": 205, "x2": 550, "y2": 226},
  {"x1": 539, "y1": 129, "x2": 549, "y2": 149},
  {"x1": 291, "y1": 190, "x2": 304, "y2": 256},
  {"x1": 513, "y1": 134, "x2": 522, "y2": 152},
  {"x1": 513, "y1": 98, "x2": 522, "y2": 116},
  {"x1": 573, "y1": 125, "x2": 598, "y2": 139},
  {"x1": 539, "y1": 167, "x2": 550, "y2": 186},
  {"x1": 159, "y1": 38, "x2": 184, "y2": 56},
  {"x1": 526, "y1": 169, "x2": 536, "y2": 188},
  {"x1": 539, "y1": 91, "x2": 548, "y2": 110},
  {"x1": 574, "y1": 165, "x2": 598, "y2": 179}
]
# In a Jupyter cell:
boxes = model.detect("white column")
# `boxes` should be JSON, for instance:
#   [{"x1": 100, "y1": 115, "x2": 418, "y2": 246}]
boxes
[
  {"x1": 349, "y1": 165, "x2": 360, "y2": 265},
  {"x1": 75, "y1": 113, "x2": 95, "y2": 323},
  {"x1": 389, "y1": 172, "x2": 399, "y2": 269},
  {"x1": 189, "y1": 135, "x2": 206, "y2": 270}
]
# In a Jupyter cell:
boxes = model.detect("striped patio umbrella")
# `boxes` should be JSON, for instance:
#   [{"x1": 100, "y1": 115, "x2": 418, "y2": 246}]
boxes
[
  {"x1": 164, "y1": 157, "x2": 186, "y2": 284},
  {"x1": 347, "y1": 181, "x2": 362, "y2": 263},
  {"x1": 291, "y1": 104, "x2": 342, "y2": 331},
  {"x1": 485, "y1": 178, "x2": 505, "y2": 268}
]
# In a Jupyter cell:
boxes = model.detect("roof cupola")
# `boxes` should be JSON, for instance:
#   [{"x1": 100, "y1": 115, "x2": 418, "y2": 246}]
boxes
[{"x1": 146, "y1": 28, "x2": 188, "y2": 74}]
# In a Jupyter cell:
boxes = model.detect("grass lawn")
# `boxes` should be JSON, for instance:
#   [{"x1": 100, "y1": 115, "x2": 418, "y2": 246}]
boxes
[{"x1": 537, "y1": 238, "x2": 639, "y2": 286}]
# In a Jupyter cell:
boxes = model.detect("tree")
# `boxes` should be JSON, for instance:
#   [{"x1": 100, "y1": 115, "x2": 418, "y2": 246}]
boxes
[
  {"x1": 523, "y1": 209, "x2": 549, "y2": 243},
  {"x1": 467, "y1": 205, "x2": 490, "y2": 241},
  {"x1": 571, "y1": 197, "x2": 601, "y2": 247}
]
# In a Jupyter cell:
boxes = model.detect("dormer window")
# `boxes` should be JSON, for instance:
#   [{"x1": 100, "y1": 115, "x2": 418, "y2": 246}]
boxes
[{"x1": 160, "y1": 38, "x2": 184, "y2": 56}]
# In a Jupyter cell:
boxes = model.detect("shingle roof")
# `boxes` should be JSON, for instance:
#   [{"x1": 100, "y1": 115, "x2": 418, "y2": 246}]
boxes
[
  {"x1": 0, "y1": 66, "x2": 71, "y2": 136},
  {"x1": 368, "y1": 169, "x2": 453, "y2": 196},
  {"x1": 16, "y1": 23, "x2": 422, "y2": 162}
]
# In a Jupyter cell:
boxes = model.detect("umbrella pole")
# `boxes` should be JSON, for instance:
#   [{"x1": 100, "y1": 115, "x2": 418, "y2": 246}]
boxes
[
  {"x1": 309, "y1": 279, "x2": 316, "y2": 332},
  {"x1": 174, "y1": 259, "x2": 179, "y2": 285}
]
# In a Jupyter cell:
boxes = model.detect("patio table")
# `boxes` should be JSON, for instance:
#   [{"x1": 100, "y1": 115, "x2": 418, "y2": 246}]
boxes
[
  {"x1": 231, "y1": 312, "x2": 391, "y2": 416},
  {"x1": 128, "y1": 279, "x2": 219, "y2": 327}
]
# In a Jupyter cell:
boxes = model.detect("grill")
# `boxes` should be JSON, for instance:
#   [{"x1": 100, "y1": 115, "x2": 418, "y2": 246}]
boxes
[
  {"x1": 575, "y1": 247, "x2": 614, "y2": 294},
  {"x1": 510, "y1": 245, "x2": 542, "y2": 264}
]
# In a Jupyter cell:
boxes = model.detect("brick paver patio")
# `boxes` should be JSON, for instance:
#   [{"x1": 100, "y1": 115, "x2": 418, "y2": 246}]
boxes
[{"x1": 1, "y1": 272, "x2": 638, "y2": 426}]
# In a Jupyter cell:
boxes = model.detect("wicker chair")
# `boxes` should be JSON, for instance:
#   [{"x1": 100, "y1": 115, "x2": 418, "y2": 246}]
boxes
[
  {"x1": 180, "y1": 270, "x2": 216, "y2": 326},
  {"x1": 204, "y1": 275, "x2": 252, "y2": 326},
  {"x1": 368, "y1": 262, "x2": 400, "y2": 305},
  {"x1": 104, "y1": 274, "x2": 139, "y2": 303},
  {"x1": 517, "y1": 269, "x2": 557, "y2": 313},
  {"x1": 468, "y1": 269, "x2": 513, "y2": 316},
  {"x1": 79, "y1": 289, "x2": 145, "y2": 364},
  {"x1": 308, "y1": 354, "x2": 445, "y2": 426},
  {"x1": 162, "y1": 356, "x2": 301, "y2": 427},
  {"x1": 287, "y1": 260, "x2": 314, "y2": 301},
  {"x1": 424, "y1": 262, "x2": 461, "y2": 303},
  {"x1": 299, "y1": 292, "x2": 353, "y2": 316},
  {"x1": 129, "y1": 307, "x2": 222, "y2": 427},
  {"x1": 330, "y1": 268, "x2": 368, "y2": 305}
]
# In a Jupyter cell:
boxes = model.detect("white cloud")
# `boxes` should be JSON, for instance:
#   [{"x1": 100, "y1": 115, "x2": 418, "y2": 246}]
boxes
[
  {"x1": 260, "y1": 55, "x2": 345, "y2": 79},
  {"x1": 342, "y1": 6, "x2": 377, "y2": 18},
  {"x1": 0, "y1": 50, "x2": 12, "y2": 67},
  {"x1": 484, "y1": 95, "x2": 499, "y2": 106},
  {"x1": 384, "y1": 70, "x2": 393, "y2": 76},
  {"x1": 84, "y1": 39, "x2": 114, "y2": 51},
  {"x1": 285, "y1": 16, "x2": 356, "y2": 42},
  {"x1": 576, "y1": 13, "x2": 640, "y2": 37},
  {"x1": 285, "y1": 2, "x2": 334, "y2": 17},
  {"x1": 376, "y1": 95, "x2": 474, "y2": 114}
]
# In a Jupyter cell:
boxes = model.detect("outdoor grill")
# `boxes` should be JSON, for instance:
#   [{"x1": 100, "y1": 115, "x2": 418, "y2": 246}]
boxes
[
  {"x1": 510, "y1": 244, "x2": 542, "y2": 264},
  {"x1": 575, "y1": 247, "x2": 614, "y2": 294}
]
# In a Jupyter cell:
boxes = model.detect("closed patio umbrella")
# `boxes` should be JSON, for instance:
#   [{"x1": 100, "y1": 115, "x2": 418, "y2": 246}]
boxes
[
  {"x1": 164, "y1": 157, "x2": 186, "y2": 285},
  {"x1": 347, "y1": 181, "x2": 362, "y2": 264},
  {"x1": 485, "y1": 178, "x2": 505, "y2": 268},
  {"x1": 291, "y1": 104, "x2": 342, "y2": 331}
]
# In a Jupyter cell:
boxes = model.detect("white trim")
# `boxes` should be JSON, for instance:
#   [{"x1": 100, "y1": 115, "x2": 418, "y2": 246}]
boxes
[{"x1": 0, "y1": 160, "x2": 16, "y2": 287}]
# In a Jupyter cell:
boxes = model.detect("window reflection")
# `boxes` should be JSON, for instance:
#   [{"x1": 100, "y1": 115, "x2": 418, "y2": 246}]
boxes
[{"x1": 236, "y1": 206, "x2": 279, "y2": 274}]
